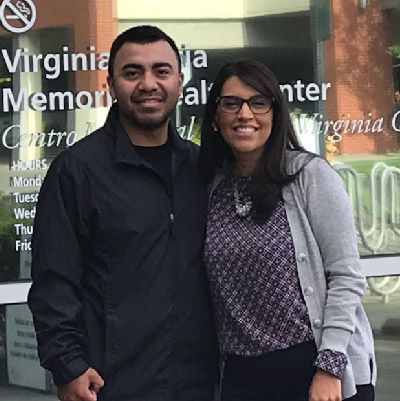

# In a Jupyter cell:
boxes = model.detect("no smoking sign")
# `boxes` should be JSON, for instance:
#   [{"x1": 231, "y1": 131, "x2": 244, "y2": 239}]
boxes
[{"x1": 0, "y1": 0, "x2": 36, "y2": 34}]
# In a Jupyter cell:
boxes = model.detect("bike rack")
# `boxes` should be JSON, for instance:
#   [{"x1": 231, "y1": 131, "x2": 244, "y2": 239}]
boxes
[{"x1": 333, "y1": 162, "x2": 400, "y2": 301}]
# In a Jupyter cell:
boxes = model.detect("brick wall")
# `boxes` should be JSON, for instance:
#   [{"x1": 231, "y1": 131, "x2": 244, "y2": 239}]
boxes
[
  {"x1": 323, "y1": 0, "x2": 397, "y2": 153},
  {"x1": 88, "y1": 0, "x2": 118, "y2": 92},
  {"x1": 0, "y1": 0, "x2": 116, "y2": 93}
]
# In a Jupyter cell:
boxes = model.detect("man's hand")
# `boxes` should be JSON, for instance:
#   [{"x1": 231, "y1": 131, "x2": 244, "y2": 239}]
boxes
[
  {"x1": 58, "y1": 367, "x2": 104, "y2": 401},
  {"x1": 309, "y1": 369, "x2": 342, "y2": 401}
]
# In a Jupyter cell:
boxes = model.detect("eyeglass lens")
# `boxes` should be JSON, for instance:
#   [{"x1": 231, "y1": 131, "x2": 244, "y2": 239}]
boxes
[{"x1": 219, "y1": 95, "x2": 272, "y2": 113}]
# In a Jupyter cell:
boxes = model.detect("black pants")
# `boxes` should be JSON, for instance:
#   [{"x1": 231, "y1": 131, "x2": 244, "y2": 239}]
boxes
[{"x1": 221, "y1": 341, "x2": 374, "y2": 401}]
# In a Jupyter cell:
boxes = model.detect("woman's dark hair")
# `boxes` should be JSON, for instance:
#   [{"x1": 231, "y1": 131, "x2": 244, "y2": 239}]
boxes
[{"x1": 199, "y1": 59, "x2": 311, "y2": 222}]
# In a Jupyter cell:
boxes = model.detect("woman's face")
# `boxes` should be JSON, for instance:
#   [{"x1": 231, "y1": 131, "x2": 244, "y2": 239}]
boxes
[{"x1": 215, "y1": 75, "x2": 273, "y2": 162}]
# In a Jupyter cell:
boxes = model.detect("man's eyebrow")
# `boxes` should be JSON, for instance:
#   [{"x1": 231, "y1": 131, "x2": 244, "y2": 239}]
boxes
[
  {"x1": 152, "y1": 62, "x2": 173, "y2": 70},
  {"x1": 120, "y1": 62, "x2": 174, "y2": 71},
  {"x1": 121, "y1": 63, "x2": 143, "y2": 71}
]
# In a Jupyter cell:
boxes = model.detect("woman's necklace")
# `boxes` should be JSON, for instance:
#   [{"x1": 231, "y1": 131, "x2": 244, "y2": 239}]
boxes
[{"x1": 233, "y1": 179, "x2": 252, "y2": 217}]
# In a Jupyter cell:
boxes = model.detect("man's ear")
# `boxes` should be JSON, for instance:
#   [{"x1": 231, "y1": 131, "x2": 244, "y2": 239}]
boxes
[
  {"x1": 107, "y1": 76, "x2": 116, "y2": 100},
  {"x1": 178, "y1": 73, "x2": 184, "y2": 95}
]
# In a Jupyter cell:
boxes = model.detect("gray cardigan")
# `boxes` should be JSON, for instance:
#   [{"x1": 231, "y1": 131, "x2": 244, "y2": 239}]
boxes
[{"x1": 209, "y1": 151, "x2": 376, "y2": 399}]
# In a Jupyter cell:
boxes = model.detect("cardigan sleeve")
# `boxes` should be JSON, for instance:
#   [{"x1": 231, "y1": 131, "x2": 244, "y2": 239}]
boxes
[{"x1": 300, "y1": 157, "x2": 366, "y2": 355}]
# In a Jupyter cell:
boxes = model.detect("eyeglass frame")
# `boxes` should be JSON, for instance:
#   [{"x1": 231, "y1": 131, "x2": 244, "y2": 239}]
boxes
[{"x1": 216, "y1": 95, "x2": 274, "y2": 114}]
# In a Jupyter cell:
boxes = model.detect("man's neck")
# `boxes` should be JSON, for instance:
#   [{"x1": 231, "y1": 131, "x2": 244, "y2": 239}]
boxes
[{"x1": 119, "y1": 116, "x2": 169, "y2": 147}]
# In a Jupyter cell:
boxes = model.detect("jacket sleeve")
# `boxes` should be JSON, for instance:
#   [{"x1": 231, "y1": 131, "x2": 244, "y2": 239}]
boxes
[
  {"x1": 28, "y1": 152, "x2": 93, "y2": 386},
  {"x1": 301, "y1": 157, "x2": 366, "y2": 354}
]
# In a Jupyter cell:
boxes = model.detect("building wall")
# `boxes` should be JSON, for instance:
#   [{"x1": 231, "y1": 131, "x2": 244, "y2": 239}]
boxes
[
  {"x1": 0, "y1": 0, "x2": 115, "y2": 92},
  {"x1": 324, "y1": 0, "x2": 397, "y2": 153},
  {"x1": 116, "y1": 0, "x2": 309, "y2": 20}
]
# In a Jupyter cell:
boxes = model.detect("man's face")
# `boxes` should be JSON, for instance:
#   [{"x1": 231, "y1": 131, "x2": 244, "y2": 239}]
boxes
[{"x1": 107, "y1": 40, "x2": 183, "y2": 131}]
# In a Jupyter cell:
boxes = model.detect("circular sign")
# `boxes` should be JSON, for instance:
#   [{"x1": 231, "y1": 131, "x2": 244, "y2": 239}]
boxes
[{"x1": 0, "y1": 0, "x2": 36, "y2": 34}]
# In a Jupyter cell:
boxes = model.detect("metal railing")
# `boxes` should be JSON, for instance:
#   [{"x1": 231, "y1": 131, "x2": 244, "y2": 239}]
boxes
[{"x1": 333, "y1": 162, "x2": 400, "y2": 300}]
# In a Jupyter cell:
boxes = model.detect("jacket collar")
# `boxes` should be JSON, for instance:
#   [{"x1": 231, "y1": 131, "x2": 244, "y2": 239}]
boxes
[{"x1": 104, "y1": 103, "x2": 188, "y2": 166}]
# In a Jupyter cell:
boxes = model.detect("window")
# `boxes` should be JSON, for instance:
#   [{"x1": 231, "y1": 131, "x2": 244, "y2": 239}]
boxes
[{"x1": 0, "y1": 1, "x2": 398, "y2": 400}]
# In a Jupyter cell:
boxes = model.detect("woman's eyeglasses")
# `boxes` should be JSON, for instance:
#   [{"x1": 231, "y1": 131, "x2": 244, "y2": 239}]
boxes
[{"x1": 216, "y1": 95, "x2": 274, "y2": 114}]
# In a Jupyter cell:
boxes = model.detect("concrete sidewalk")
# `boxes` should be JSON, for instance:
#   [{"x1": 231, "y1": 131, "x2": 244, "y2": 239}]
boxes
[
  {"x1": 363, "y1": 290, "x2": 400, "y2": 401},
  {"x1": 0, "y1": 290, "x2": 399, "y2": 401}
]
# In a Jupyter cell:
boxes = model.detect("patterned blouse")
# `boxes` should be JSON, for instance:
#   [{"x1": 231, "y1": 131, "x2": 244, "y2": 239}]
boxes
[{"x1": 204, "y1": 174, "x2": 347, "y2": 379}]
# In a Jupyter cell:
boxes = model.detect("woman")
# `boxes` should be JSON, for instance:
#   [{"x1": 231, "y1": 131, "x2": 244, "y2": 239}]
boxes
[{"x1": 200, "y1": 59, "x2": 376, "y2": 401}]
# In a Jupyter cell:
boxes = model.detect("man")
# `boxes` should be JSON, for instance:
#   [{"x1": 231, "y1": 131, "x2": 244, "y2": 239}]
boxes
[{"x1": 28, "y1": 26, "x2": 219, "y2": 401}]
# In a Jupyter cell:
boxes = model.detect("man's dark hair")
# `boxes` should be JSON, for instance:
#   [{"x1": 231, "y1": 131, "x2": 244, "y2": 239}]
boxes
[
  {"x1": 199, "y1": 59, "x2": 314, "y2": 222},
  {"x1": 108, "y1": 25, "x2": 181, "y2": 77}
]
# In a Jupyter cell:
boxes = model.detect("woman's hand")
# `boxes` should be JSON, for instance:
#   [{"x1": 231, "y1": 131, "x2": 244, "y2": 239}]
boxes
[{"x1": 309, "y1": 369, "x2": 342, "y2": 401}]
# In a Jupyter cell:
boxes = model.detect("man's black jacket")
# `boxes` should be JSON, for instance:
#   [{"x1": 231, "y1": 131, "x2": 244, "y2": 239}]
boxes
[{"x1": 28, "y1": 106, "x2": 219, "y2": 401}]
